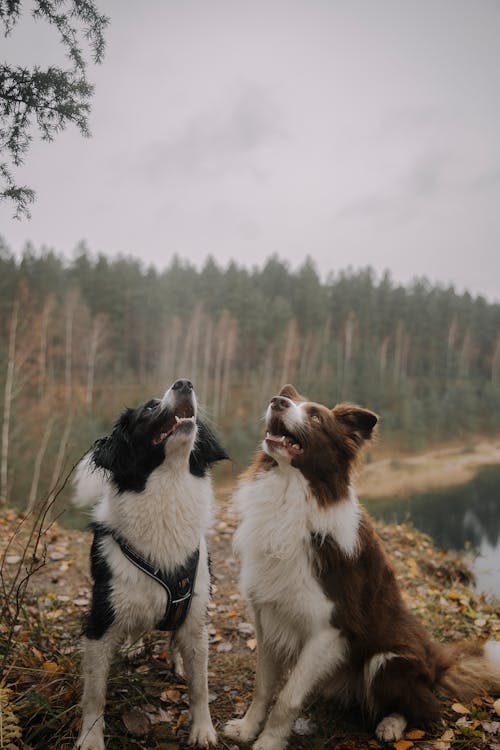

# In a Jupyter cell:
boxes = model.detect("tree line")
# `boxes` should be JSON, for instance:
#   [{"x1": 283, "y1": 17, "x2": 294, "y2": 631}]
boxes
[{"x1": 1, "y1": 237, "x2": 500, "y2": 512}]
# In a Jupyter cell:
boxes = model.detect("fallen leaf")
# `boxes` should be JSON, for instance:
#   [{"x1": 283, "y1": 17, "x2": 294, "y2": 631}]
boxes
[
  {"x1": 43, "y1": 661, "x2": 62, "y2": 673},
  {"x1": 246, "y1": 638, "x2": 257, "y2": 651},
  {"x1": 122, "y1": 707, "x2": 151, "y2": 736},
  {"x1": 482, "y1": 721, "x2": 500, "y2": 734},
  {"x1": 440, "y1": 729, "x2": 455, "y2": 741},
  {"x1": 393, "y1": 741, "x2": 413, "y2": 750},
  {"x1": 451, "y1": 702, "x2": 470, "y2": 714},
  {"x1": 448, "y1": 591, "x2": 462, "y2": 601},
  {"x1": 5, "y1": 555, "x2": 21, "y2": 564},
  {"x1": 174, "y1": 713, "x2": 186, "y2": 731},
  {"x1": 494, "y1": 698, "x2": 500, "y2": 716},
  {"x1": 406, "y1": 559, "x2": 419, "y2": 577},
  {"x1": 405, "y1": 729, "x2": 425, "y2": 739},
  {"x1": 237, "y1": 621, "x2": 255, "y2": 635},
  {"x1": 160, "y1": 689, "x2": 181, "y2": 702}
]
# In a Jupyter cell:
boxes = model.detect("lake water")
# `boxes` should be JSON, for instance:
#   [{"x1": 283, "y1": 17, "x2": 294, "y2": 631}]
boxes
[{"x1": 363, "y1": 464, "x2": 500, "y2": 599}]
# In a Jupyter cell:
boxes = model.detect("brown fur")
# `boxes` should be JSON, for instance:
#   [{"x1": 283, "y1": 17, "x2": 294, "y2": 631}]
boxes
[
  {"x1": 263, "y1": 385, "x2": 378, "y2": 507},
  {"x1": 256, "y1": 384, "x2": 500, "y2": 729}
]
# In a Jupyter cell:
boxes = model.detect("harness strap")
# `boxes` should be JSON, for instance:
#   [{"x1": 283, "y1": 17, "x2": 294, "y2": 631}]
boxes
[{"x1": 92, "y1": 523, "x2": 200, "y2": 631}]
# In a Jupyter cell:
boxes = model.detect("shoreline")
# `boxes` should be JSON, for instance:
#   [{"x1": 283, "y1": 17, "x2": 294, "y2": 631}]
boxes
[{"x1": 357, "y1": 438, "x2": 500, "y2": 499}]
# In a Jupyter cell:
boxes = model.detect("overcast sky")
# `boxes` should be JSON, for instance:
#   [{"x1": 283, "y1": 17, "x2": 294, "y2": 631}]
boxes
[{"x1": 1, "y1": 1, "x2": 500, "y2": 299}]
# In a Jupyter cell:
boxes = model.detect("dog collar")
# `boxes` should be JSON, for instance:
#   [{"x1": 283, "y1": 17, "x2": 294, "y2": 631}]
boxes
[{"x1": 91, "y1": 523, "x2": 200, "y2": 631}]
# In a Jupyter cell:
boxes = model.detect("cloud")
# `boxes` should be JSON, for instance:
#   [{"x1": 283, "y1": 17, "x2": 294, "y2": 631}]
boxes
[
  {"x1": 139, "y1": 83, "x2": 285, "y2": 184},
  {"x1": 336, "y1": 152, "x2": 448, "y2": 222}
]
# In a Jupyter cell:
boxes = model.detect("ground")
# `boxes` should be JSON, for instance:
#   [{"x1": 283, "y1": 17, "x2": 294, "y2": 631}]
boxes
[{"x1": 1, "y1": 481, "x2": 499, "y2": 750}]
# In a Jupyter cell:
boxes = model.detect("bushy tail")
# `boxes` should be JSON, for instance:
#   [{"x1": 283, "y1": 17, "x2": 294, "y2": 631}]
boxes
[
  {"x1": 436, "y1": 640, "x2": 500, "y2": 701},
  {"x1": 71, "y1": 454, "x2": 107, "y2": 507}
]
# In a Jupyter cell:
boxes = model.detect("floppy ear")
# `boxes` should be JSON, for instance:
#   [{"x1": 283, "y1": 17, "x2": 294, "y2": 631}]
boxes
[
  {"x1": 279, "y1": 384, "x2": 304, "y2": 401},
  {"x1": 190, "y1": 419, "x2": 229, "y2": 477},
  {"x1": 92, "y1": 409, "x2": 133, "y2": 474},
  {"x1": 332, "y1": 404, "x2": 378, "y2": 441}
]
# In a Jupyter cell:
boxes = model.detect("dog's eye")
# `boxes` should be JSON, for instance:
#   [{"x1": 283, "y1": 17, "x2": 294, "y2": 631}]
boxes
[{"x1": 311, "y1": 414, "x2": 321, "y2": 423}]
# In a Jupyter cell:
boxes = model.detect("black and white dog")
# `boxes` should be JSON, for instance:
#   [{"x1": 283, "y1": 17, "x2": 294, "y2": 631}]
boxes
[{"x1": 73, "y1": 379, "x2": 227, "y2": 750}]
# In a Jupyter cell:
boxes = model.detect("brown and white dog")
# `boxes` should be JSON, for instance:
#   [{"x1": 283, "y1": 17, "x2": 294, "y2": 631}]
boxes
[{"x1": 224, "y1": 385, "x2": 500, "y2": 750}]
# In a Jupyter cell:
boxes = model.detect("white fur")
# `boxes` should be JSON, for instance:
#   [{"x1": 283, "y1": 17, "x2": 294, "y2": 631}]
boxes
[
  {"x1": 375, "y1": 713, "x2": 407, "y2": 742},
  {"x1": 364, "y1": 652, "x2": 398, "y2": 693},
  {"x1": 72, "y1": 455, "x2": 108, "y2": 508},
  {"x1": 76, "y1": 387, "x2": 216, "y2": 750},
  {"x1": 485, "y1": 640, "x2": 500, "y2": 673},
  {"x1": 226, "y1": 458, "x2": 357, "y2": 750}
]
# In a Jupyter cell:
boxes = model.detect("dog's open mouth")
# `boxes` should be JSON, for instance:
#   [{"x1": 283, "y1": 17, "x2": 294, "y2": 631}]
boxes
[
  {"x1": 265, "y1": 419, "x2": 304, "y2": 456},
  {"x1": 152, "y1": 405, "x2": 196, "y2": 446}
]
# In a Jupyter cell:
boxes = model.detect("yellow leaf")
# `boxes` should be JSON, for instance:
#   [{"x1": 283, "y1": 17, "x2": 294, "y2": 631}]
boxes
[
  {"x1": 406, "y1": 559, "x2": 419, "y2": 577},
  {"x1": 43, "y1": 661, "x2": 62, "y2": 673},
  {"x1": 405, "y1": 729, "x2": 425, "y2": 739},
  {"x1": 448, "y1": 591, "x2": 461, "y2": 601},
  {"x1": 225, "y1": 610, "x2": 239, "y2": 617},
  {"x1": 174, "y1": 714, "x2": 186, "y2": 731},
  {"x1": 451, "y1": 702, "x2": 470, "y2": 714},
  {"x1": 393, "y1": 741, "x2": 413, "y2": 750}
]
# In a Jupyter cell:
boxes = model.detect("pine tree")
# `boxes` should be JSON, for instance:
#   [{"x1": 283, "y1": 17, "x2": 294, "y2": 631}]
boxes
[{"x1": 0, "y1": 0, "x2": 108, "y2": 216}]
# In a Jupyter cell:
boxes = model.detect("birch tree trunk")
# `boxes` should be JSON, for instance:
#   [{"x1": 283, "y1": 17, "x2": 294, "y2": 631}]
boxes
[
  {"x1": 46, "y1": 412, "x2": 74, "y2": 515},
  {"x1": 0, "y1": 301, "x2": 19, "y2": 506},
  {"x1": 26, "y1": 417, "x2": 54, "y2": 513}
]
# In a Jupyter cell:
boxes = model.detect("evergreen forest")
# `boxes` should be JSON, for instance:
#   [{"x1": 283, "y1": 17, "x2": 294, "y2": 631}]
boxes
[{"x1": 1, "y1": 237, "x2": 500, "y2": 512}]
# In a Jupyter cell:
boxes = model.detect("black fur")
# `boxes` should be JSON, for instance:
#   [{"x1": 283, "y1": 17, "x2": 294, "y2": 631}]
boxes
[
  {"x1": 92, "y1": 399, "x2": 228, "y2": 493},
  {"x1": 84, "y1": 528, "x2": 115, "y2": 640},
  {"x1": 190, "y1": 420, "x2": 229, "y2": 477}
]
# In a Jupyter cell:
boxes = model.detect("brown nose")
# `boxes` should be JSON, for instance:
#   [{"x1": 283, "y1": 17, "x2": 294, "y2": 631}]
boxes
[{"x1": 270, "y1": 396, "x2": 290, "y2": 410}]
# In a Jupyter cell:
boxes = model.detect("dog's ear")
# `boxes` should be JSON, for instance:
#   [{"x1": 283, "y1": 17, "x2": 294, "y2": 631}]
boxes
[
  {"x1": 92, "y1": 409, "x2": 134, "y2": 474},
  {"x1": 190, "y1": 419, "x2": 229, "y2": 477},
  {"x1": 332, "y1": 404, "x2": 378, "y2": 442},
  {"x1": 279, "y1": 384, "x2": 304, "y2": 402}
]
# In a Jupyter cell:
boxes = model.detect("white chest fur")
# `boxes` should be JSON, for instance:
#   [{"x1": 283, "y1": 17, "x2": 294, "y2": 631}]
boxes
[
  {"x1": 94, "y1": 462, "x2": 213, "y2": 571},
  {"x1": 233, "y1": 466, "x2": 360, "y2": 661}
]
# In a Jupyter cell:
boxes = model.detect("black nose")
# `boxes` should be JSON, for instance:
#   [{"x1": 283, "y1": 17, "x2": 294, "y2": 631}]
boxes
[
  {"x1": 172, "y1": 379, "x2": 193, "y2": 394},
  {"x1": 271, "y1": 396, "x2": 290, "y2": 410}
]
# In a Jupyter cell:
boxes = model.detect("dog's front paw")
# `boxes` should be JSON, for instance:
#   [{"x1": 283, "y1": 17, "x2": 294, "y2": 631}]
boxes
[
  {"x1": 253, "y1": 732, "x2": 287, "y2": 750},
  {"x1": 188, "y1": 721, "x2": 217, "y2": 747},
  {"x1": 75, "y1": 726, "x2": 105, "y2": 750},
  {"x1": 224, "y1": 717, "x2": 261, "y2": 743},
  {"x1": 375, "y1": 713, "x2": 407, "y2": 742}
]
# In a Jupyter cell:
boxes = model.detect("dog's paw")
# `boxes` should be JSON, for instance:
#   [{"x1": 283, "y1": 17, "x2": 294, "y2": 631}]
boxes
[
  {"x1": 188, "y1": 721, "x2": 217, "y2": 747},
  {"x1": 224, "y1": 717, "x2": 261, "y2": 743},
  {"x1": 75, "y1": 727, "x2": 105, "y2": 750},
  {"x1": 252, "y1": 732, "x2": 287, "y2": 750},
  {"x1": 375, "y1": 713, "x2": 407, "y2": 742}
]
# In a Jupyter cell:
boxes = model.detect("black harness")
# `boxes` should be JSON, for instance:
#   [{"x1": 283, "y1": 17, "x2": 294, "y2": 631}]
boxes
[{"x1": 92, "y1": 523, "x2": 200, "y2": 631}]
